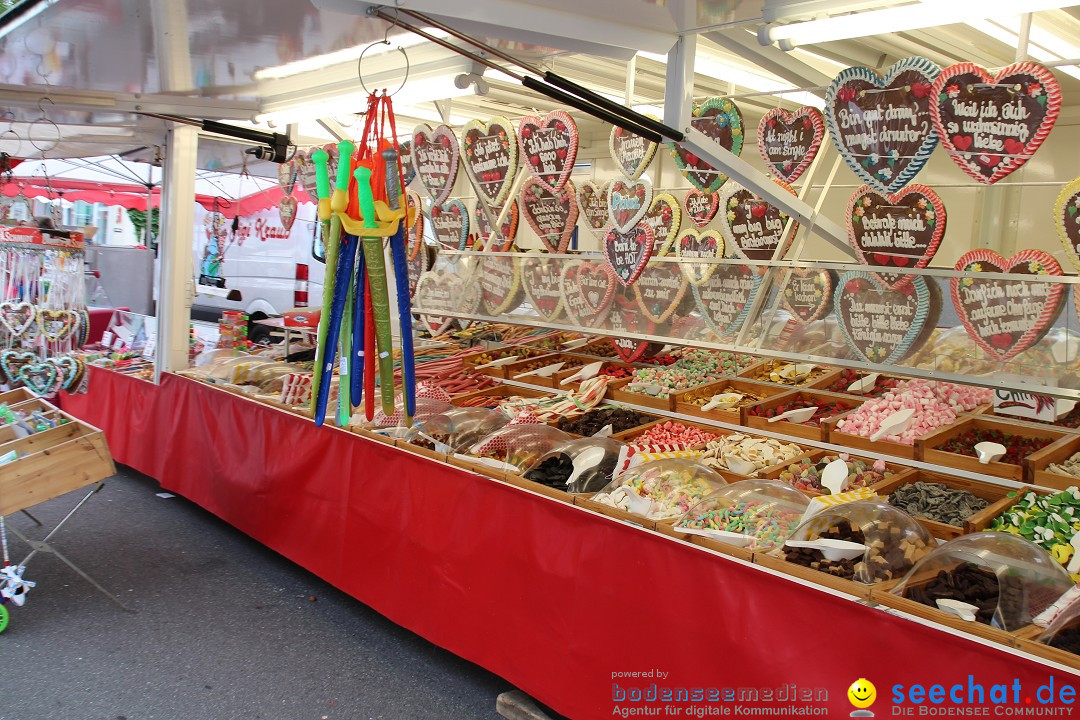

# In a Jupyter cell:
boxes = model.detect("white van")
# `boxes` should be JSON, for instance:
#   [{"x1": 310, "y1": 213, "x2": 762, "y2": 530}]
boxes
[{"x1": 191, "y1": 201, "x2": 325, "y2": 343}]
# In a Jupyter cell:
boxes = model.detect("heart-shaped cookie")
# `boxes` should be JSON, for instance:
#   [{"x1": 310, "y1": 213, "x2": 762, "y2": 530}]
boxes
[
  {"x1": 0, "y1": 301, "x2": 35, "y2": 336},
  {"x1": 0, "y1": 349, "x2": 35, "y2": 386},
  {"x1": 691, "y1": 264, "x2": 761, "y2": 338},
  {"x1": 517, "y1": 110, "x2": 578, "y2": 194},
  {"x1": 931, "y1": 61, "x2": 1061, "y2": 185},
  {"x1": 1054, "y1": 177, "x2": 1080, "y2": 272},
  {"x1": 757, "y1": 107, "x2": 825, "y2": 183},
  {"x1": 278, "y1": 196, "x2": 298, "y2": 232},
  {"x1": 19, "y1": 361, "x2": 58, "y2": 397},
  {"x1": 49, "y1": 354, "x2": 82, "y2": 390},
  {"x1": 322, "y1": 144, "x2": 340, "y2": 192},
  {"x1": 406, "y1": 192, "x2": 429, "y2": 299},
  {"x1": 430, "y1": 200, "x2": 470, "y2": 250},
  {"x1": 76, "y1": 309, "x2": 91, "y2": 348},
  {"x1": 603, "y1": 224, "x2": 654, "y2": 287},
  {"x1": 520, "y1": 178, "x2": 578, "y2": 254},
  {"x1": 675, "y1": 228, "x2": 725, "y2": 285},
  {"x1": 277, "y1": 160, "x2": 296, "y2": 195},
  {"x1": 609, "y1": 124, "x2": 658, "y2": 180},
  {"x1": 461, "y1": 116, "x2": 519, "y2": 209},
  {"x1": 479, "y1": 253, "x2": 524, "y2": 316},
  {"x1": 412, "y1": 124, "x2": 460, "y2": 205},
  {"x1": 577, "y1": 180, "x2": 610, "y2": 238},
  {"x1": 667, "y1": 97, "x2": 744, "y2": 194},
  {"x1": 607, "y1": 178, "x2": 652, "y2": 233},
  {"x1": 560, "y1": 260, "x2": 615, "y2": 328},
  {"x1": 717, "y1": 180, "x2": 798, "y2": 262},
  {"x1": 414, "y1": 269, "x2": 478, "y2": 336},
  {"x1": 951, "y1": 249, "x2": 1065, "y2": 362},
  {"x1": 607, "y1": 293, "x2": 659, "y2": 363},
  {"x1": 399, "y1": 140, "x2": 416, "y2": 187},
  {"x1": 520, "y1": 251, "x2": 565, "y2": 322},
  {"x1": 781, "y1": 269, "x2": 835, "y2": 325},
  {"x1": 846, "y1": 184, "x2": 945, "y2": 290},
  {"x1": 38, "y1": 309, "x2": 76, "y2": 342},
  {"x1": 835, "y1": 272, "x2": 940, "y2": 364},
  {"x1": 642, "y1": 193, "x2": 682, "y2": 257},
  {"x1": 472, "y1": 199, "x2": 519, "y2": 252},
  {"x1": 826, "y1": 56, "x2": 942, "y2": 193},
  {"x1": 683, "y1": 188, "x2": 719, "y2": 229},
  {"x1": 633, "y1": 262, "x2": 689, "y2": 324},
  {"x1": 296, "y1": 151, "x2": 318, "y2": 195}
]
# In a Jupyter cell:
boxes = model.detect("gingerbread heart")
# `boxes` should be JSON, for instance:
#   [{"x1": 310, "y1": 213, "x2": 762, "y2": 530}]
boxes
[
  {"x1": 691, "y1": 264, "x2": 761, "y2": 339},
  {"x1": 76, "y1": 309, "x2": 91, "y2": 347},
  {"x1": 406, "y1": 193, "x2": 429, "y2": 299},
  {"x1": 607, "y1": 178, "x2": 652, "y2": 233},
  {"x1": 931, "y1": 61, "x2": 1061, "y2": 185},
  {"x1": 278, "y1": 196, "x2": 298, "y2": 232},
  {"x1": 826, "y1": 56, "x2": 941, "y2": 194},
  {"x1": 517, "y1": 110, "x2": 578, "y2": 194},
  {"x1": 414, "y1": 269, "x2": 478, "y2": 336},
  {"x1": 49, "y1": 354, "x2": 81, "y2": 390},
  {"x1": 716, "y1": 180, "x2": 798, "y2": 262},
  {"x1": 296, "y1": 151, "x2": 319, "y2": 195},
  {"x1": 603, "y1": 224, "x2": 653, "y2": 287},
  {"x1": 472, "y1": 199, "x2": 519, "y2": 252},
  {"x1": 19, "y1": 361, "x2": 58, "y2": 397},
  {"x1": 38, "y1": 309, "x2": 76, "y2": 342},
  {"x1": 0, "y1": 349, "x2": 35, "y2": 386},
  {"x1": 781, "y1": 269, "x2": 835, "y2": 325},
  {"x1": 846, "y1": 184, "x2": 945, "y2": 290},
  {"x1": 277, "y1": 159, "x2": 296, "y2": 195},
  {"x1": 399, "y1": 140, "x2": 416, "y2": 187},
  {"x1": 675, "y1": 228, "x2": 725, "y2": 286},
  {"x1": 609, "y1": 124, "x2": 658, "y2": 180},
  {"x1": 520, "y1": 251, "x2": 565, "y2": 322},
  {"x1": 683, "y1": 188, "x2": 718, "y2": 229},
  {"x1": 607, "y1": 293, "x2": 658, "y2": 363},
  {"x1": 757, "y1": 107, "x2": 825, "y2": 184},
  {"x1": 430, "y1": 200, "x2": 470, "y2": 250},
  {"x1": 479, "y1": 253, "x2": 524, "y2": 316},
  {"x1": 560, "y1": 260, "x2": 615, "y2": 328},
  {"x1": 1054, "y1": 177, "x2": 1080, "y2": 272},
  {"x1": 835, "y1": 272, "x2": 940, "y2": 364},
  {"x1": 412, "y1": 124, "x2": 460, "y2": 206},
  {"x1": 951, "y1": 250, "x2": 1065, "y2": 362},
  {"x1": 322, "y1": 144, "x2": 339, "y2": 192},
  {"x1": 667, "y1": 97, "x2": 744, "y2": 194},
  {"x1": 461, "y1": 116, "x2": 519, "y2": 209},
  {"x1": 642, "y1": 193, "x2": 682, "y2": 257},
  {"x1": 633, "y1": 262, "x2": 689, "y2": 324},
  {"x1": 0, "y1": 301, "x2": 35, "y2": 336},
  {"x1": 520, "y1": 178, "x2": 578, "y2": 254},
  {"x1": 577, "y1": 180, "x2": 610, "y2": 238}
]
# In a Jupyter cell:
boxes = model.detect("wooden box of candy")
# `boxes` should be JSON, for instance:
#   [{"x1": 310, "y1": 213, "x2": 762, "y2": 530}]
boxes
[
  {"x1": 605, "y1": 377, "x2": 677, "y2": 411},
  {"x1": 813, "y1": 369, "x2": 907, "y2": 398},
  {"x1": 502, "y1": 353, "x2": 597, "y2": 389},
  {"x1": 614, "y1": 419, "x2": 725, "y2": 453},
  {"x1": 962, "y1": 486, "x2": 1044, "y2": 534},
  {"x1": 501, "y1": 471, "x2": 578, "y2": 504},
  {"x1": 653, "y1": 520, "x2": 756, "y2": 563},
  {"x1": 1023, "y1": 434, "x2": 1080, "y2": 491},
  {"x1": 762, "y1": 449, "x2": 914, "y2": 498},
  {"x1": 573, "y1": 494, "x2": 662, "y2": 531},
  {"x1": 461, "y1": 346, "x2": 545, "y2": 377},
  {"x1": 916, "y1": 417, "x2": 1071, "y2": 483},
  {"x1": 737, "y1": 360, "x2": 842, "y2": 389},
  {"x1": 672, "y1": 378, "x2": 787, "y2": 424},
  {"x1": 391, "y1": 432, "x2": 449, "y2": 464},
  {"x1": 447, "y1": 453, "x2": 511, "y2": 481},
  {"x1": 549, "y1": 405, "x2": 660, "y2": 439},
  {"x1": 753, "y1": 550, "x2": 874, "y2": 601},
  {"x1": 1011, "y1": 626, "x2": 1080, "y2": 672},
  {"x1": 743, "y1": 390, "x2": 856, "y2": 442},
  {"x1": 551, "y1": 360, "x2": 635, "y2": 393},
  {"x1": 699, "y1": 433, "x2": 810, "y2": 483},
  {"x1": 873, "y1": 470, "x2": 1013, "y2": 540},
  {"x1": 821, "y1": 412, "x2": 918, "y2": 460},
  {"x1": 449, "y1": 384, "x2": 549, "y2": 410}
]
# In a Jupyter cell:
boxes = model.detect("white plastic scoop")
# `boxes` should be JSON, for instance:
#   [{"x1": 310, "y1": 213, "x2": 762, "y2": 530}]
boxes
[
  {"x1": 561, "y1": 361, "x2": 604, "y2": 385},
  {"x1": 768, "y1": 406, "x2": 818, "y2": 424},
  {"x1": 847, "y1": 373, "x2": 880, "y2": 395},
  {"x1": 1067, "y1": 534, "x2": 1080, "y2": 575},
  {"x1": 974, "y1": 441, "x2": 1006, "y2": 464},
  {"x1": 516, "y1": 361, "x2": 565, "y2": 379},
  {"x1": 935, "y1": 598, "x2": 980, "y2": 622},
  {"x1": 724, "y1": 456, "x2": 758, "y2": 476},
  {"x1": 415, "y1": 430, "x2": 452, "y2": 454},
  {"x1": 1052, "y1": 335, "x2": 1080, "y2": 364},
  {"x1": 591, "y1": 424, "x2": 614, "y2": 438},
  {"x1": 617, "y1": 488, "x2": 654, "y2": 516},
  {"x1": 702, "y1": 392, "x2": 744, "y2": 411},
  {"x1": 819, "y1": 458, "x2": 850, "y2": 496},
  {"x1": 779, "y1": 362, "x2": 816, "y2": 379},
  {"x1": 475, "y1": 355, "x2": 520, "y2": 369},
  {"x1": 562, "y1": 337, "x2": 589, "y2": 350},
  {"x1": 869, "y1": 407, "x2": 915, "y2": 442},
  {"x1": 785, "y1": 538, "x2": 867, "y2": 561},
  {"x1": 679, "y1": 526, "x2": 755, "y2": 548},
  {"x1": 565, "y1": 446, "x2": 607, "y2": 488}
]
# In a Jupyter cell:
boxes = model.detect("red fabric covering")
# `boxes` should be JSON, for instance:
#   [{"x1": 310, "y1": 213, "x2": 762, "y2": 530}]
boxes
[
  {"x1": 60, "y1": 367, "x2": 1080, "y2": 719},
  {"x1": 85, "y1": 307, "x2": 129, "y2": 346}
]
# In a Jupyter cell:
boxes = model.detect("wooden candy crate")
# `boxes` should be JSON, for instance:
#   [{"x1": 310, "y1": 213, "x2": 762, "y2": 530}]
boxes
[
  {"x1": 752, "y1": 550, "x2": 874, "y2": 601},
  {"x1": 809, "y1": 371, "x2": 908, "y2": 398},
  {"x1": 1024, "y1": 433, "x2": 1080, "y2": 491},
  {"x1": 671, "y1": 378, "x2": 786, "y2": 425},
  {"x1": 872, "y1": 470, "x2": 1014, "y2": 540},
  {"x1": 962, "y1": 485, "x2": 1045, "y2": 534},
  {"x1": 613, "y1": 418, "x2": 724, "y2": 453},
  {"x1": 573, "y1": 494, "x2": 663, "y2": 531},
  {"x1": 743, "y1": 389, "x2": 857, "y2": 442},
  {"x1": 549, "y1": 404, "x2": 661, "y2": 439},
  {"x1": 449, "y1": 384, "x2": 548, "y2": 409},
  {"x1": 552, "y1": 361, "x2": 635, "y2": 394},
  {"x1": 460, "y1": 346, "x2": 545, "y2": 377},
  {"x1": 737, "y1": 361, "x2": 842, "y2": 390},
  {"x1": 916, "y1": 417, "x2": 1071, "y2": 483},
  {"x1": 501, "y1": 471, "x2": 578, "y2": 504},
  {"x1": 761, "y1": 449, "x2": 915, "y2": 499},
  {"x1": 605, "y1": 376, "x2": 679, "y2": 412},
  {"x1": 653, "y1": 520, "x2": 756, "y2": 562},
  {"x1": 502, "y1": 352, "x2": 571, "y2": 388},
  {"x1": 1012, "y1": 626, "x2": 1080, "y2": 671},
  {"x1": 822, "y1": 410, "x2": 919, "y2": 460}
]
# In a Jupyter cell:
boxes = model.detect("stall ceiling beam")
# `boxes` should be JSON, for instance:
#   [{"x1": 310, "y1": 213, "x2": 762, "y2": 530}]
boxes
[
  {"x1": 0, "y1": 85, "x2": 259, "y2": 122},
  {"x1": 704, "y1": 30, "x2": 832, "y2": 89}
]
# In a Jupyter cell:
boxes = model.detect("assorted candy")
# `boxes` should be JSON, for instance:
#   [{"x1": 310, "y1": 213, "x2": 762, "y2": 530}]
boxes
[
  {"x1": 937, "y1": 428, "x2": 1054, "y2": 466},
  {"x1": 989, "y1": 488, "x2": 1080, "y2": 580},
  {"x1": 592, "y1": 460, "x2": 726, "y2": 520},
  {"x1": 744, "y1": 361, "x2": 831, "y2": 386},
  {"x1": 630, "y1": 421, "x2": 717, "y2": 451},
  {"x1": 824, "y1": 369, "x2": 902, "y2": 397},
  {"x1": 1048, "y1": 450, "x2": 1080, "y2": 479},
  {"x1": 777, "y1": 454, "x2": 893, "y2": 494},
  {"x1": 904, "y1": 564, "x2": 1022, "y2": 627},
  {"x1": 835, "y1": 381, "x2": 959, "y2": 445},
  {"x1": 702, "y1": 434, "x2": 804, "y2": 473},
  {"x1": 677, "y1": 500, "x2": 803, "y2": 550},
  {"x1": 555, "y1": 406, "x2": 655, "y2": 435},
  {"x1": 679, "y1": 384, "x2": 766, "y2": 410},
  {"x1": 747, "y1": 396, "x2": 851, "y2": 427},
  {"x1": 888, "y1": 481, "x2": 990, "y2": 526}
]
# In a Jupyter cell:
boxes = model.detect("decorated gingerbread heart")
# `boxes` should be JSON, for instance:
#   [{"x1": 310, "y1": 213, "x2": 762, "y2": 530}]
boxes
[
  {"x1": 931, "y1": 61, "x2": 1061, "y2": 185},
  {"x1": 461, "y1": 116, "x2": 518, "y2": 209},
  {"x1": 278, "y1": 195, "x2": 298, "y2": 233},
  {"x1": 560, "y1": 260, "x2": 615, "y2": 328},
  {"x1": 603, "y1": 224, "x2": 654, "y2": 287},
  {"x1": 781, "y1": 269, "x2": 835, "y2": 325},
  {"x1": 642, "y1": 193, "x2": 682, "y2": 257},
  {"x1": 517, "y1": 110, "x2": 578, "y2": 194},
  {"x1": 757, "y1": 107, "x2": 824, "y2": 184},
  {"x1": 19, "y1": 361, "x2": 59, "y2": 397},
  {"x1": 846, "y1": 184, "x2": 945, "y2": 290},
  {"x1": 412, "y1": 124, "x2": 460, "y2": 206},
  {"x1": 430, "y1": 200, "x2": 470, "y2": 250},
  {"x1": 0, "y1": 349, "x2": 34, "y2": 386},
  {"x1": 576, "y1": 180, "x2": 610, "y2": 239},
  {"x1": 472, "y1": 199, "x2": 519, "y2": 252},
  {"x1": 296, "y1": 151, "x2": 318, "y2": 195},
  {"x1": 414, "y1": 268, "x2": 479, "y2": 336},
  {"x1": 667, "y1": 97, "x2": 744, "y2": 194},
  {"x1": 826, "y1": 56, "x2": 941, "y2": 194},
  {"x1": 607, "y1": 292, "x2": 660, "y2": 363},
  {"x1": 716, "y1": 180, "x2": 798, "y2": 262},
  {"x1": 835, "y1": 272, "x2": 940, "y2": 364},
  {"x1": 277, "y1": 159, "x2": 296, "y2": 195},
  {"x1": 1054, "y1": 177, "x2": 1080, "y2": 272},
  {"x1": 607, "y1": 178, "x2": 652, "y2": 233},
  {"x1": 406, "y1": 192, "x2": 429, "y2": 299},
  {"x1": 479, "y1": 253, "x2": 524, "y2": 316},
  {"x1": 675, "y1": 228, "x2": 725, "y2": 285},
  {"x1": 691, "y1": 264, "x2": 761, "y2": 339},
  {"x1": 520, "y1": 251, "x2": 565, "y2": 322},
  {"x1": 0, "y1": 300, "x2": 35, "y2": 337},
  {"x1": 951, "y1": 249, "x2": 1065, "y2": 362},
  {"x1": 683, "y1": 188, "x2": 718, "y2": 229},
  {"x1": 38, "y1": 308, "x2": 76, "y2": 342},
  {"x1": 521, "y1": 178, "x2": 578, "y2": 254},
  {"x1": 609, "y1": 124, "x2": 658, "y2": 180},
  {"x1": 399, "y1": 140, "x2": 416, "y2": 187},
  {"x1": 633, "y1": 262, "x2": 689, "y2": 324},
  {"x1": 49, "y1": 354, "x2": 83, "y2": 391}
]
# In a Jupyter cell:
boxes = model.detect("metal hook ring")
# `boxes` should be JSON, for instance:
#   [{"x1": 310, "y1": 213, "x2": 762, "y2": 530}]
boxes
[
  {"x1": 28, "y1": 115, "x2": 60, "y2": 155},
  {"x1": 0, "y1": 129, "x2": 22, "y2": 158},
  {"x1": 357, "y1": 44, "x2": 410, "y2": 97}
]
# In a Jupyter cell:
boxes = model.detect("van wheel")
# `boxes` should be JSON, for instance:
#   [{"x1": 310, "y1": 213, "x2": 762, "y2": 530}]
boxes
[{"x1": 248, "y1": 314, "x2": 274, "y2": 345}]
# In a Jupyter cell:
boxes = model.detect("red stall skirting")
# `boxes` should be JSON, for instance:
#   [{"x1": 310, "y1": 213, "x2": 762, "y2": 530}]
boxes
[{"x1": 60, "y1": 367, "x2": 1080, "y2": 719}]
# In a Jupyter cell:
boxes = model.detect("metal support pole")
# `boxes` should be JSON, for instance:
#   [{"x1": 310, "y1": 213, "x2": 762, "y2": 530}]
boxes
[{"x1": 663, "y1": 35, "x2": 696, "y2": 135}]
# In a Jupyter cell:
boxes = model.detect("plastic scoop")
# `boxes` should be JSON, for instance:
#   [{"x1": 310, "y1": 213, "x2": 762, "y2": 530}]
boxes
[
  {"x1": 974, "y1": 441, "x2": 1006, "y2": 464},
  {"x1": 474, "y1": 355, "x2": 520, "y2": 370},
  {"x1": 819, "y1": 458, "x2": 850, "y2": 496},
  {"x1": 768, "y1": 406, "x2": 818, "y2": 424},
  {"x1": 1059, "y1": 399, "x2": 1078, "y2": 419},
  {"x1": 935, "y1": 598, "x2": 979, "y2": 622},
  {"x1": 415, "y1": 430, "x2": 452, "y2": 454},
  {"x1": 561, "y1": 361, "x2": 604, "y2": 385},
  {"x1": 1052, "y1": 335, "x2": 1080, "y2": 364},
  {"x1": 679, "y1": 526, "x2": 755, "y2": 548},
  {"x1": 869, "y1": 407, "x2": 915, "y2": 442},
  {"x1": 591, "y1": 424, "x2": 614, "y2": 438},
  {"x1": 1067, "y1": 533, "x2": 1080, "y2": 575},
  {"x1": 617, "y1": 488, "x2": 654, "y2": 516},
  {"x1": 779, "y1": 362, "x2": 816, "y2": 379},
  {"x1": 785, "y1": 538, "x2": 867, "y2": 561},
  {"x1": 702, "y1": 392, "x2": 744, "y2": 411},
  {"x1": 724, "y1": 456, "x2": 757, "y2": 476},
  {"x1": 847, "y1": 373, "x2": 880, "y2": 395},
  {"x1": 565, "y1": 446, "x2": 607, "y2": 487},
  {"x1": 516, "y1": 361, "x2": 565, "y2": 379},
  {"x1": 562, "y1": 338, "x2": 589, "y2": 350}
]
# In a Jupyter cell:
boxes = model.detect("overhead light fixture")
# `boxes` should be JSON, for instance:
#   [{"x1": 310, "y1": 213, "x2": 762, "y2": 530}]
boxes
[{"x1": 759, "y1": 0, "x2": 1080, "y2": 50}]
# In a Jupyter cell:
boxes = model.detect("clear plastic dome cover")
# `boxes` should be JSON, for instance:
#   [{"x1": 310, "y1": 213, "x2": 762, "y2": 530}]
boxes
[
  {"x1": 369, "y1": 396, "x2": 453, "y2": 428},
  {"x1": 591, "y1": 459, "x2": 727, "y2": 521},
  {"x1": 890, "y1": 532, "x2": 1072, "y2": 631},
  {"x1": 467, "y1": 423, "x2": 573, "y2": 472},
  {"x1": 1037, "y1": 590, "x2": 1080, "y2": 655},
  {"x1": 416, "y1": 407, "x2": 509, "y2": 453},
  {"x1": 522, "y1": 437, "x2": 631, "y2": 494},
  {"x1": 776, "y1": 500, "x2": 935, "y2": 584},
  {"x1": 675, "y1": 479, "x2": 810, "y2": 551}
]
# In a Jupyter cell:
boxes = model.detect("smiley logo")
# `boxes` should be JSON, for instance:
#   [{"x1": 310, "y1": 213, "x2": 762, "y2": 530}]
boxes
[{"x1": 848, "y1": 678, "x2": 877, "y2": 709}]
